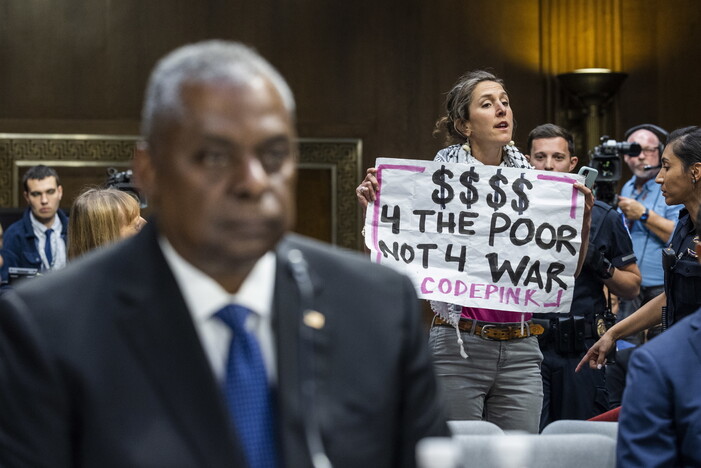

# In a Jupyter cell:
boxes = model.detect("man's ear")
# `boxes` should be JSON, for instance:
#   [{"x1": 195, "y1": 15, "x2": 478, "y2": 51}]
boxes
[
  {"x1": 569, "y1": 156, "x2": 579, "y2": 172},
  {"x1": 56, "y1": 184, "x2": 63, "y2": 201},
  {"x1": 23, "y1": 191, "x2": 29, "y2": 203},
  {"x1": 132, "y1": 141, "x2": 157, "y2": 204}
]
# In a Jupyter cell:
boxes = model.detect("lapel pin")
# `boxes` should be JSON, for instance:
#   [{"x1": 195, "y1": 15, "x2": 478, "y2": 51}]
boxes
[{"x1": 303, "y1": 310, "x2": 325, "y2": 329}]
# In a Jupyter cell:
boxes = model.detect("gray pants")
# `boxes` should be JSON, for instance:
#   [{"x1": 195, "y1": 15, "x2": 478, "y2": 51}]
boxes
[{"x1": 428, "y1": 325, "x2": 543, "y2": 433}]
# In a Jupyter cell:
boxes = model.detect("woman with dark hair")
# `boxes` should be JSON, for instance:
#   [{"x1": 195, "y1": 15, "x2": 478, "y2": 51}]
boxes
[
  {"x1": 357, "y1": 70, "x2": 591, "y2": 433},
  {"x1": 579, "y1": 126, "x2": 701, "y2": 370}
]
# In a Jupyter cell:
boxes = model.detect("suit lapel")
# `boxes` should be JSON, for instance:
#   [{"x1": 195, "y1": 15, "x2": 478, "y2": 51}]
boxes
[{"x1": 113, "y1": 224, "x2": 246, "y2": 467}]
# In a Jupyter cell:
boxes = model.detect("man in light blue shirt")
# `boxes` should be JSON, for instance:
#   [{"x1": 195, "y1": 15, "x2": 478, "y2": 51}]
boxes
[{"x1": 617, "y1": 124, "x2": 682, "y2": 343}]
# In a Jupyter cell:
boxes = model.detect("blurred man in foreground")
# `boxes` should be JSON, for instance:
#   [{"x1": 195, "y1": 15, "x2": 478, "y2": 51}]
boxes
[{"x1": 0, "y1": 40, "x2": 447, "y2": 468}]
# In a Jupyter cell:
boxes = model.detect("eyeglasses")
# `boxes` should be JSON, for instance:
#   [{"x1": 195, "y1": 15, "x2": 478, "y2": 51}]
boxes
[{"x1": 640, "y1": 146, "x2": 659, "y2": 155}]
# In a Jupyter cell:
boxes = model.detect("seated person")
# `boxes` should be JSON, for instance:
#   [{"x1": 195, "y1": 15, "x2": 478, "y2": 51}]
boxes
[
  {"x1": 1, "y1": 165, "x2": 68, "y2": 281},
  {"x1": 68, "y1": 188, "x2": 146, "y2": 259}
]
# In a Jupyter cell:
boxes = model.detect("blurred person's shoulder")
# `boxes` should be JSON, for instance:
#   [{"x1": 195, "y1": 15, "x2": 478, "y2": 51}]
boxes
[{"x1": 1, "y1": 230, "x2": 149, "y2": 321}]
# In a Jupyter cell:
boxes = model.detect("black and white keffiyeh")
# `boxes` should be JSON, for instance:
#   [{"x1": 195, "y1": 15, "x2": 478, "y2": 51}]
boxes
[{"x1": 434, "y1": 143, "x2": 532, "y2": 169}]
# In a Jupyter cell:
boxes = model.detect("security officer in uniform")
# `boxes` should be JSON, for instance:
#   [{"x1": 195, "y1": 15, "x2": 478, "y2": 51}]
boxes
[
  {"x1": 579, "y1": 125, "x2": 701, "y2": 371},
  {"x1": 662, "y1": 191, "x2": 701, "y2": 328},
  {"x1": 527, "y1": 124, "x2": 641, "y2": 429}
]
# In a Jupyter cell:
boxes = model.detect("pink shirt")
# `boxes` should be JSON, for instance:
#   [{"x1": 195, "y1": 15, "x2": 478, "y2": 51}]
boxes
[{"x1": 461, "y1": 307, "x2": 533, "y2": 323}]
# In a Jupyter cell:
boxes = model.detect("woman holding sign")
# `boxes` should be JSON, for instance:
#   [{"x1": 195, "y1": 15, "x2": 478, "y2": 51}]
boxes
[{"x1": 357, "y1": 70, "x2": 592, "y2": 433}]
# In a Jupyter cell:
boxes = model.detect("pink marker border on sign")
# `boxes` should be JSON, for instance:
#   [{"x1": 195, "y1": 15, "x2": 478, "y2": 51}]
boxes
[{"x1": 536, "y1": 174, "x2": 579, "y2": 219}]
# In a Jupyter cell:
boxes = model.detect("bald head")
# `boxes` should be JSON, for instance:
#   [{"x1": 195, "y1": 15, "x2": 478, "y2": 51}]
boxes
[{"x1": 625, "y1": 129, "x2": 662, "y2": 181}]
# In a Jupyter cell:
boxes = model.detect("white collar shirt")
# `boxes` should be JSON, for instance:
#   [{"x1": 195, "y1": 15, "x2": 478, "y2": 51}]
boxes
[
  {"x1": 30, "y1": 213, "x2": 67, "y2": 271},
  {"x1": 158, "y1": 237, "x2": 277, "y2": 384}
]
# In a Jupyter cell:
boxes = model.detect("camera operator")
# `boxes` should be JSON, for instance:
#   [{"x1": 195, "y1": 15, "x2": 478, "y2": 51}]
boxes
[
  {"x1": 528, "y1": 124, "x2": 641, "y2": 428},
  {"x1": 617, "y1": 125, "x2": 682, "y2": 344}
]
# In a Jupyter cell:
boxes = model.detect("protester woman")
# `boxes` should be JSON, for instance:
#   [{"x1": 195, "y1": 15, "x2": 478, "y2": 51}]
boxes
[
  {"x1": 356, "y1": 70, "x2": 591, "y2": 433},
  {"x1": 68, "y1": 188, "x2": 146, "y2": 259},
  {"x1": 579, "y1": 126, "x2": 701, "y2": 371}
]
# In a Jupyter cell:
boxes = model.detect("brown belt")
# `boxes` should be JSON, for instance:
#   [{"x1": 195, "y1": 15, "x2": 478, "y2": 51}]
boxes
[{"x1": 433, "y1": 316, "x2": 544, "y2": 341}]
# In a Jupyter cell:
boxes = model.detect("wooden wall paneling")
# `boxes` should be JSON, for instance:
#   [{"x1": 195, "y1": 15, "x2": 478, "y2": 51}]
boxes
[
  {"x1": 413, "y1": 0, "x2": 544, "y2": 153},
  {"x1": 651, "y1": 0, "x2": 701, "y2": 131},
  {"x1": 618, "y1": 0, "x2": 661, "y2": 133},
  {"x1": 618, "y1": 0, "x2": 701, "y2": 135},
  {"x1": 9, "y1": 0, "x2": 221, "y2": 119}
]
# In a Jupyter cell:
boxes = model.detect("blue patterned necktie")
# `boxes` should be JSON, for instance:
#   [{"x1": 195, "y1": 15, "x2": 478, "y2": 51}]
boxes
[
  {"x1": 215, "y1": 304, "x2": 278, "y2": 468},
  {"x1": 44, "y1": 228, "x2": 53, "y2": 268}
]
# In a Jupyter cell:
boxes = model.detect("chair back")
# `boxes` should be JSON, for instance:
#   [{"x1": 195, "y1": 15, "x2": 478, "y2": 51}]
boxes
[
  {"x1": 416, "y1": 437, "x2": 457, "y2": 468},
  {"x1": 447, "y1": 420, "x2": 504, "y2": 436},
  {"x1": 452, "y1": 433, "x2": 616, "y2": 468},
  {"x1": 541, "y1": 419, "x2": 618, "y2": 440},
  {"x1": 417, "y1": 431, "x2": 616, "y2": 468}
]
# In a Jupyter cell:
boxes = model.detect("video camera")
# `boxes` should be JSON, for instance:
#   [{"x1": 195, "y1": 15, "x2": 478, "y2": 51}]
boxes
[
  {"x1": 589, "y1": 136, "x2": 641, "y2": 206},
  {"x1": 105, "y1": 168, "x2": 147, "y2": 209}
]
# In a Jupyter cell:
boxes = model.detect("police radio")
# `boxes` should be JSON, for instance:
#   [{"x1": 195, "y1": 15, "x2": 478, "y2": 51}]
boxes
[{"x1": 661, "y1": 247, "x2": 677, "y2": 330}]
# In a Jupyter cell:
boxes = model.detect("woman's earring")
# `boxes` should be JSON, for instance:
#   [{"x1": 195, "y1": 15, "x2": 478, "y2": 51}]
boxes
[
  {"x1": 462, "y1": 142, "x2": 471, "y2": 153},
  {"x1": 508, "y1": 140, "x2": 515, "y2": 146}
]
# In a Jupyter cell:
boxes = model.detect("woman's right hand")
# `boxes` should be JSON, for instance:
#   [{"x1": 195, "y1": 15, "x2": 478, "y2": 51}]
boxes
[
  {"x1": 576, "y1": 331, "x2": 616, "y2": 371},
  {"x1": 356, "y1": 167, "x2": 378, "y2": 209}
]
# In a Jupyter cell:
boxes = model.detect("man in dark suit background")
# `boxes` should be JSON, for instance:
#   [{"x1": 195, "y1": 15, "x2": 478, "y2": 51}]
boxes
[{"x1": 0, "y1": 40, "x2": 447, "y2": 468}]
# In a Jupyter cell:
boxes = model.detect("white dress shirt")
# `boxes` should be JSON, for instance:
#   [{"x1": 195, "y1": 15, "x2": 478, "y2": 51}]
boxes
[
  {"x1": 159, "y1": 237, "x2": 277, "y2": 384},
  {"x1": 30, "y1": 213, "x2": 67, "y2": 271}
]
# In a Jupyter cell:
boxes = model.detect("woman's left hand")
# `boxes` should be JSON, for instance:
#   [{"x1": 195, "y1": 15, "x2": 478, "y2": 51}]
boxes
[
  {"x1": 573, "y1": 182, "x2": 594, "y2": 278},
  {"x1": 573, "y1": 182, "x2": 595, "y2": 215}
]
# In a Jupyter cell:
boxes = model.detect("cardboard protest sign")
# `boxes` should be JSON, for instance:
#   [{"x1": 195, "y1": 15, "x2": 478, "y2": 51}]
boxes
[{"x1": 364, "y1": 158, "x2": 587, "y2": 314}]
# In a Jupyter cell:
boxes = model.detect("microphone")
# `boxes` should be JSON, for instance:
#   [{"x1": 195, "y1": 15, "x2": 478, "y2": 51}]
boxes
[
  {"x1": 287, "y1": 249, "x2": 333, "y2": 468},
  {"x1": 644, "y1": 164, "x2": 661, "y2": 171}
]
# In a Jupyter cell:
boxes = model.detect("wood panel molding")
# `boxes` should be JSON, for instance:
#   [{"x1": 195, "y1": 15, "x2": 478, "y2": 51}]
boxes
[{"x1": 0, "y1": 134, "x2": 363, "y2": 251}]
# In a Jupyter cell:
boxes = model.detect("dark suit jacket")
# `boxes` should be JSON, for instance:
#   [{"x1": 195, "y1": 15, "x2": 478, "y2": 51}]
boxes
[
  {"x1": 0, "y1": 223, "x2": 447, "y2": 468},
  {"x1": 617, "y1": 308, "x2": 701, "y2": 467}
]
